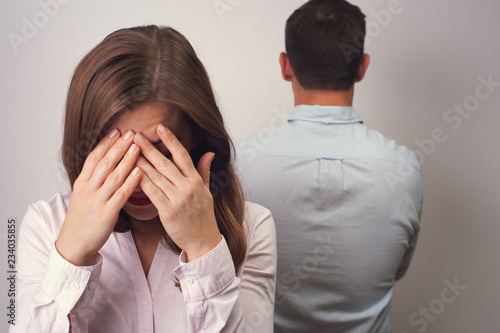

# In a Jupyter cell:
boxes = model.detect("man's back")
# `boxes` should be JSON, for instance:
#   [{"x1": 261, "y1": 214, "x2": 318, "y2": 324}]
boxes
[{"x1": 237, "y1": 105, "x2": 422, "y2": 332}]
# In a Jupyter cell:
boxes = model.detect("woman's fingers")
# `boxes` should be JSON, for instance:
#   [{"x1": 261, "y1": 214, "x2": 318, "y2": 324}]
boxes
[
  {"x1": 138, "y1": 167, "x2": 172, "y2": 210},
  {"x1": 196, "y1": 152, "x2": 215, "y2": 188},
  {"x1": 106, "y1": 166, "x2": 142, "y2": 212},
  {"x1": 99, "y1": 143, "x2": 141, "y2": 200},
  {"x1": 136, "y1": 156, "x2": 178, "y2": 198},
  {"x1": 79, "y1": 128, "x2": 121, "y2": 182},
  {"x1": 134, "y1": 132, "x2": 185, "y2": 186},
  {"x1": 156, "y1": 124, "x2": 198, "y2": 177},
  {"x1": 89, "y1": 130, "x2": 135, "y2": 189}
]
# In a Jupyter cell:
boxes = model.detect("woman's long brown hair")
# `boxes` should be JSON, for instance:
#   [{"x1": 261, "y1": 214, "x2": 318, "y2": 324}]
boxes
[{"x1": 62, "y1": 25, "x2": 247, "y2": 272}]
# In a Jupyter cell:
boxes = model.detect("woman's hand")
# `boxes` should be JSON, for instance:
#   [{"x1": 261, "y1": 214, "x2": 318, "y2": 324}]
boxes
[
  {"x1": 134, "y1": 124, "x2": 221, "y2": 262},
  {"x1": 56, "y1": 129, "x2": 142, "y2": 266}
]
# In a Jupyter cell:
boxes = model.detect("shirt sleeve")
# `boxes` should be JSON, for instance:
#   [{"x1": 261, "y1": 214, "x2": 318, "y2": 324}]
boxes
[
  {"x1": 395, "y1": 231, "x2": 419, "y2": 281},
  {"x1": 238, "y1": 206, "x2": 277, "y2": 332},
  {"x1": 174, "y1": 206, "x2": 277, "y2": 333},
  {"x1": 10, "y1": 203, "x2": 102, "y2": 333},
  {"x1": 395, "y1": 168, "x2": 423, "y2": 282}
]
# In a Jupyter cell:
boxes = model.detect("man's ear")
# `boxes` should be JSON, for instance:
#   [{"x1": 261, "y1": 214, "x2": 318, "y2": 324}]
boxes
[
  {"x1": 279, "y1": 52, "x2": 294, "y2": 82},
  {"x1": 355, "y1": 53, "x2": 370, "y2": 83}
]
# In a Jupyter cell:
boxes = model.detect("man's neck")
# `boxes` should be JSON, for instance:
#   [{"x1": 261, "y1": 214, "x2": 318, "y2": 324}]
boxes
[{"x1": 292, "y1": 81, "x2": 354, "y2": 107}]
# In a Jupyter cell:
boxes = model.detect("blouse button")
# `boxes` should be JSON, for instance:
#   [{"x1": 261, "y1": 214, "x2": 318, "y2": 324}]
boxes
[
  {"x1": 88, "y1": 281, "x2": 97, "y2": 290},
  {"x1": 141, "y1": 297, "x2": 149, "y2": 305},
  {"x1": 185, "y1": 277, "x2": 194, "y2": 285}
]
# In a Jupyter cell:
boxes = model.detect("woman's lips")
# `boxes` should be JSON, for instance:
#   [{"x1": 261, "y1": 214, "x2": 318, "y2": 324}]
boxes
[{"x1": 127, "y1": 196, "x2": 152, "y2": 207}]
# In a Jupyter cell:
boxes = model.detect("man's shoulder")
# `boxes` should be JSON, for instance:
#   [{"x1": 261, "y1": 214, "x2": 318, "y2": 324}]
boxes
[
  {"x1": 235, "y1": 123, "x2": 420, "y2": 173},
  {"x1": 360, "y1": 126, "x2": 421, "y2": 172}
]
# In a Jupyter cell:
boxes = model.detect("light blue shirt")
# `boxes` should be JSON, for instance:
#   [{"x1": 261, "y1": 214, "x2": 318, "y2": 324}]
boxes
[{"x1": 236, "y1": 105, "x2": 422, "y2": 333}]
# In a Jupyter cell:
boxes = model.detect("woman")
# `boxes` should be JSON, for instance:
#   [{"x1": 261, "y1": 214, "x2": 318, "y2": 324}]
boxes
[{"x1": 12, "y1": 25, "x2": 276, "y2": 333}]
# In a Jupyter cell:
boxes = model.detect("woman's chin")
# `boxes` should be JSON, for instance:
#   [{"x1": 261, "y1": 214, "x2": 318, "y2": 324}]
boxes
[{"x1": 123, "y1": 203, "x2": 159, "y2": 222}]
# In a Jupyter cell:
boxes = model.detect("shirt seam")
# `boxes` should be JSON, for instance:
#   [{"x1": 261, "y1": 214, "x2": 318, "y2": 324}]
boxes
[{"x1": 242, "y1": 154, "x2": 420, "y2": 171}]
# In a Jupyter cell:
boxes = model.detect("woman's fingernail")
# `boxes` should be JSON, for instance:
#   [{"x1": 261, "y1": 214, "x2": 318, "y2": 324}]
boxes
[
  {"x1": 131, "y1": 167, "x2": 140, "y2": 176},
  {"x1": 123, "y1": 131, "x2": 134, "y2": 140},
  {"x1": 135, "y1": 133, "x2": 145, "y2": 143},
  {"x1": 128, "y1": 144, "x2": 138, "y2": 154},
  {"x1": 108, "y1": 129, "x2": 119, "y2": 139},
  {"x1": 158, "y1": 124, "x2": 168, "y2": 134}
]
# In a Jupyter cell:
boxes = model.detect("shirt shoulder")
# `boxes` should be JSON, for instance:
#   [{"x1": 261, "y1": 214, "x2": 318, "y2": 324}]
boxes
[
  {"x1": 22, "y1": 191, "x2": 71, "y2": 240},
  {"x1": 242, "y1": 201, "x2": 276, "y2": 251},
  {"x1": 363, "y1": 127, "x2": 421, "y2": 172},
  {"x1": 236, "y1": 120, "x2": 420, "y2": 173},
  {"x1": 243, "y1": 201, "x2": 273, "y2": 229}
]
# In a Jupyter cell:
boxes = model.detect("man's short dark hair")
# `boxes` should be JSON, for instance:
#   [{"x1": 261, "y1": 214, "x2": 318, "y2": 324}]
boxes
[{"x1": 285, "y1": 0, "x2": 366, "y2": 91}]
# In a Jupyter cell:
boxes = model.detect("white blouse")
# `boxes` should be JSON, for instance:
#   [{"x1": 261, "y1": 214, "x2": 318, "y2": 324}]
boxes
[{"x1": 10, "y1": 191, "x2": 276, "y2": 333}]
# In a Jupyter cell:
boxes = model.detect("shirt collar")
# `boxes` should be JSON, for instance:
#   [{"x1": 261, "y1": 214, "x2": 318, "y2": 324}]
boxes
[{"x1": 288, "y1": 105, "x2": 364, "y2": 124}]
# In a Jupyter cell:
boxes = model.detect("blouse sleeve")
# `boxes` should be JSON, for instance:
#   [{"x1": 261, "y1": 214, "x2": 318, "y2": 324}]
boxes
[
  {"x1": 174, "y1": 204, "x2": 277, "y2": 333},
  {"x1": 10, "y1": 203, "x2": 102, "y2": 333}
]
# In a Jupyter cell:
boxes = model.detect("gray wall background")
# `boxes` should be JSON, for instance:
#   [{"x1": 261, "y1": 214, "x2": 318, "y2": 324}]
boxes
[{"x1": 1, "y1": 1, "x2": 498, "y2": 332}]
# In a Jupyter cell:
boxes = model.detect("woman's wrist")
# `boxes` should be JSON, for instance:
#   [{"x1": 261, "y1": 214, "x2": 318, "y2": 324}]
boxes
[
  {"x1": 55, "y1": 239, "x2": 99, "y2": 266},
  {"x1": 183, "y1": 234, "x2": 222, "y2": 262}
]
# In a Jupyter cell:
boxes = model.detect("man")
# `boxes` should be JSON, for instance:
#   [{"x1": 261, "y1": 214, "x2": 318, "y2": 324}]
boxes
[{"x1": 236, "y1": 1, "x2": 422, "y2": 332}]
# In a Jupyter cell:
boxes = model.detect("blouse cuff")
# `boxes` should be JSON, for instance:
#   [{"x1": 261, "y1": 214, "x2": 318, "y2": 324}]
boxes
[
  {"x1": 39, "y1": 245, "x2": 103, "y2": 312},
  {"x1": 174, "y1": 236, "x2": 236, "y2": 303}
]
